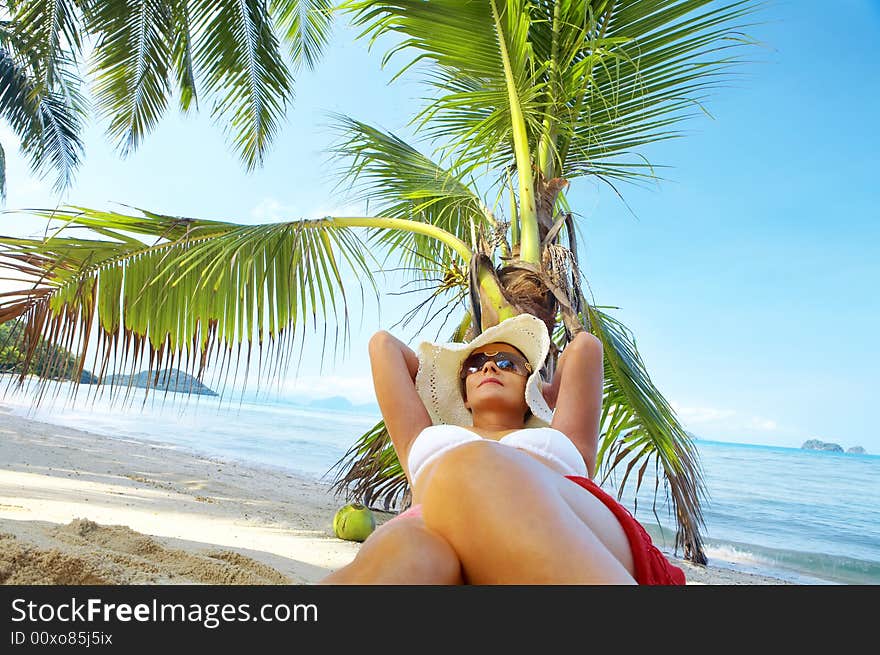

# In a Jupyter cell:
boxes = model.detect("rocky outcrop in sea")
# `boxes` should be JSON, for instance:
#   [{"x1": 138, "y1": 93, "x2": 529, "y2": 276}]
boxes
[
  {"x1": 801, "y1": 440, "x2": 868, "y2": 454},
  {"x1": 83, "y1": 369, "x2": 217, "y2": 396},
  {"x1": 801, "y1": 439, "x2": 844, "y2": 452}
]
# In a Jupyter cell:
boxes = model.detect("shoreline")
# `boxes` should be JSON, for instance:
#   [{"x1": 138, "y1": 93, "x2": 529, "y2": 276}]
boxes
[{"x1": 0, "y1": 404, "x2": 791, "y2": 585}]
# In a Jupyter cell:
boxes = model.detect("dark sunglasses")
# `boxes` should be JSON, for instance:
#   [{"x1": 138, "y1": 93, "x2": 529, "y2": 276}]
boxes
[{"x1": 460, "y1": 351, "x2": 533, "y2": 379}]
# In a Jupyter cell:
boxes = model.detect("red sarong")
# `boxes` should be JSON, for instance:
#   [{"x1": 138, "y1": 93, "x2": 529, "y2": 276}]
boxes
[{"x1": 564, "y1": 475, "x2": 686, "y2": 585}]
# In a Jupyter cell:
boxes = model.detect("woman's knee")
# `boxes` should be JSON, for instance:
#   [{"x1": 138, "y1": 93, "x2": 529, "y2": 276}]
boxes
[
  {"x1": 363, "y1": 516, "x2": 428, "y2": 555},
  {"x1": 361, "y1": 517, "x2": 462, "y2": 581}
]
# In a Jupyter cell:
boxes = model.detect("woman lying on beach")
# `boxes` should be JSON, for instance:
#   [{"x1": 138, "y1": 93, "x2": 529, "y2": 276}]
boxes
[{"x1": 320, "y1": 313, "x2": 685, "y2": 585}]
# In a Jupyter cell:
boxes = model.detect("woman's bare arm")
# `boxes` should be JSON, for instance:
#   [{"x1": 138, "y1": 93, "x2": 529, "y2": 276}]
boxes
[
  {"x1": 545, "y1": 331, "x2": 604, "y2": 478},
  {"x1": 368, "y1": 330, "x2": 433, "y2": 485}
]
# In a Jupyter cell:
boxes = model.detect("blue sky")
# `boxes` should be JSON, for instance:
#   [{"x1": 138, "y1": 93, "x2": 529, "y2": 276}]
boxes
[{"x1": 1, "y1": 1, "x2": 877, "y2": 452}]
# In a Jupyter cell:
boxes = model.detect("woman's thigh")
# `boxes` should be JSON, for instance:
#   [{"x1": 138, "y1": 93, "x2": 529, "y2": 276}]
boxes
[
  {"x1": 553, "y1": 471, "x2": 635, "y2": 576},
  {"x1": 415, "y1": 440, "x2": 635, "y2": 578}
]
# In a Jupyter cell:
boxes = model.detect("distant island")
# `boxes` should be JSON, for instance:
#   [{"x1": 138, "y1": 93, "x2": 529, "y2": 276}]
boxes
[
  {"x1": 83, "y1": 369, "x2": 218, "y2": 396},
  {"x1": 802, "y1": 439, "x2": 867, "y2": 455},
  {"x1": 305, "y1": 395, "x2": 380, "y2": 415},
  {"x1": 802, "y1": 439, "x2": 843, "y2": 452}
]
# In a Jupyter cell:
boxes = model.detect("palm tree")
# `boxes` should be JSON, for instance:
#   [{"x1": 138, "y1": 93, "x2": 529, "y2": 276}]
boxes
[{"x1": 0, "y1": 0, "x2": 762, "y2": 564}]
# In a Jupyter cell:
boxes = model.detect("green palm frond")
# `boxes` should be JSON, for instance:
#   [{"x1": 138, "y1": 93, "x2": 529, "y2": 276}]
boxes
[
  {"x1": 343, "y1": 0, "x2": 546, "y2": 179},
  {"x1": 344, "y1": 0, "x2": 523, "y2": 85},
  {"x1": 527, "y1": 1, "x2": 632, "y2": 177},
  {"x1": 171, "y1": 0, "x2": 199, "y2": 112},
  {"x1": 327, "y1": 114, "x2": 493, "y2": 335},
  {"x1": 191, "y1": 0, "x2": 294, "y2": 169},
  {"x1": 270, "y1": 0, "x2": 335, "y2": 69},
  {"x1": 0, "y1": 206, "x2": 382, "y2": 404},
  {"x1": 329, "y1": 114, "x2": 489, "y2": 269},
  {"x1": 588, "y1": 303, "x2": 707, "y2": 562},
  {"x1": 8, "y1": 0, "x2": 83, "y2": 92},
  {"x1": 416, "y1": 68, "x2": 548, "y2": 180},
  {"x1": 0, "y1": 46, "x2": 38, "y2": 147},
  {"x1": 27, "y1": 80, "x2": 86, "y2": 192},
  {"x1": 560, "y1": 0, "x2": 759, "y2": 184},
  {"x1": 85, "y1": 0, "x2": 175, "y2": 156},
  {"x1": 0, "y1": 36, "x2": 85, "y2": 193},
  {"x1": 0, "y1": 11, "x2": 86, "y2": 192}
]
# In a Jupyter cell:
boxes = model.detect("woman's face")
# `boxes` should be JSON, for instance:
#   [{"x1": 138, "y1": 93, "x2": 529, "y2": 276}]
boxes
[{"x1": 461, "y1": 342, "x2": 531, "y2": 418}]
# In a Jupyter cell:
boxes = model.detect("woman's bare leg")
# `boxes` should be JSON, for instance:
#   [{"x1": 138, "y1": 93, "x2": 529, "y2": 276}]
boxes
[
  {"x1": 318, "y1": 516, "x2": 463, "y2": 584},
  {"x1": 416, "y1": 440, "x2": 637, "y2": 584}
]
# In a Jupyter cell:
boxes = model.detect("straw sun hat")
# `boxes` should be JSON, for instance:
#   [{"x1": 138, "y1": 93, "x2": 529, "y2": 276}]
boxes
[{"x1": 414, "y1": 313, "x2": 554, "y2": 428}]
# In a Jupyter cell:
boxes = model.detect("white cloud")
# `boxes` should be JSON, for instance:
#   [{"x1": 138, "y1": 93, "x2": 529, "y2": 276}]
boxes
[
  {"x1": 747, "y1": 417, "x2": 778, "y2": 431},
  {"x1": 671, "y1": 402, "x2": 736, "y2": 424},
  {"x1": 250, "y1": 198, "x2": 298, "y2": 222},
  {"x1": 670, "y1": 401, "x2": 788, "y2": 445}
]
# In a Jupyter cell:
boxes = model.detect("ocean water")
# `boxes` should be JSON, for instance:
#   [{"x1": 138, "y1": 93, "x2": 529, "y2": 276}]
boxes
[
  {"x1": 610, "y1": 442, "x2": 880, "y2": 585},
  {"x1": 1, "y1": 378, "x2": 877, "y2": 585}
]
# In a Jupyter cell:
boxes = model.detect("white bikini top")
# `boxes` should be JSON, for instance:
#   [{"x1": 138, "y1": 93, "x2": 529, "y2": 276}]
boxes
[{"x1": 407, "y1": 424, "x2": 588, "y2": 483}]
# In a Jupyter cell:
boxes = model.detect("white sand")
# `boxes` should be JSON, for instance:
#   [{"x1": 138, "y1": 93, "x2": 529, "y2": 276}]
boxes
[{"x1": 0, "y1": 404, "x2": 789, "y2": 585}]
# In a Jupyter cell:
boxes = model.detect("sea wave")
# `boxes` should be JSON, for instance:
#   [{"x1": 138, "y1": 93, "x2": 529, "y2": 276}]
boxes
[{"x1": 640, "y1": 521, "x2": 880, "y2": 585}]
